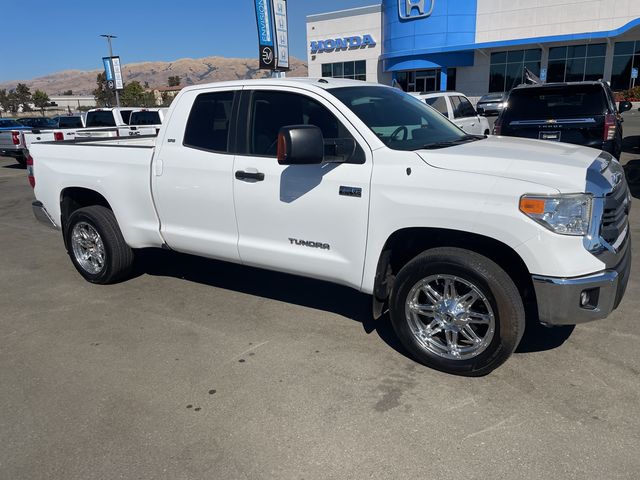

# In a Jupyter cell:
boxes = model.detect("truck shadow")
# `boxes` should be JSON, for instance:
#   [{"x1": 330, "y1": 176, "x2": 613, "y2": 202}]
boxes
[
  {"x1": 622, "y1": 135, "x2": 639, "y2": 155},
  {"x1": 2, "y1": 161, "x2": 24, "y2": 170},
  {"x1": 624, "y1": 159, "x2": 640, "y2": 199},
  {"x1": 134, "y1": 249, "x2": 572, "y2": 358}
]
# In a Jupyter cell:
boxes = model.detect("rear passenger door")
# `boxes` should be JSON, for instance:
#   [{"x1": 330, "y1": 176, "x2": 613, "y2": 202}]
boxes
[{"x1": 152, "y1": 87, "x2": 241, "y2": 262}]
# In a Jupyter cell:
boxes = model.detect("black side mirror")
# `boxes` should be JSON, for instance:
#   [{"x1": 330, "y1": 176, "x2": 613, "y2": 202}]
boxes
[
  {"x1": 277, "y1": 125, "x2": 324, "y2": 165},
  {"x1": 619, "y1": 101, "x2": 633, "y2": 113}
]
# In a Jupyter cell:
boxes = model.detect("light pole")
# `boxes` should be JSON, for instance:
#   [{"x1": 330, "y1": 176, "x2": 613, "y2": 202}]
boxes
[{"x1": 100, "y1": 34, "x2": 120, "y2": 107}]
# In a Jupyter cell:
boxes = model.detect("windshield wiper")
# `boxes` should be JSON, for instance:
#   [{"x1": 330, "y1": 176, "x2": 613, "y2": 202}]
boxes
[{"x1": 419, "y1": 134, "x2": 486, "y2": 150}]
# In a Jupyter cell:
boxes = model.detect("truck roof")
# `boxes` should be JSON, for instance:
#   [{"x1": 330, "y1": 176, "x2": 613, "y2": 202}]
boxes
[
  {"x1": 512, "y1": 81, "x2": 606, "y2": 91},
  {"x1": 179, "y1": 77, "x2": 383, "y2": 93}
]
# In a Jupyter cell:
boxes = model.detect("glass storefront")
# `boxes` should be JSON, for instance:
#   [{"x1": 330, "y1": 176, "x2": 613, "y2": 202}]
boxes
[
  {"x1": 611, "y1": 40, "x2": 640, "y2": 90},
  {"x1": 394, "y1": 69, "x2": 457, "y2": 93},
  {"x1": 547, "y1": 43, "x2": 606, "y2": 83},
  {"x1": 489, "y1": 49, "x2": 541, "y2": 92},
  {"x1": 322, "y1": 61, "x2": 367, "y2": 81}
]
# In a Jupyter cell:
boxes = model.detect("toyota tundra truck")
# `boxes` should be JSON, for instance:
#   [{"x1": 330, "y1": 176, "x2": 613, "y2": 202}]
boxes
[{"x1": 28, "y1": 78, "x2": 632, "y2": 376}]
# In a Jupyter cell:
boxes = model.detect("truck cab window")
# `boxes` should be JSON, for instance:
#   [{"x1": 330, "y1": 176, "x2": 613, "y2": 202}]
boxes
[
  {"x1": 248, "y1": 90, "x2": 364, "y2": 163},
  {"x1": 455, "y1": 96, "x2": 477, "y2": 118},
  {"x1": 184, "y1": 91, "x2": 234, "y2": 152},
  {"x1": 425, "y1": 96, "x2": 449, "y2": 117}
]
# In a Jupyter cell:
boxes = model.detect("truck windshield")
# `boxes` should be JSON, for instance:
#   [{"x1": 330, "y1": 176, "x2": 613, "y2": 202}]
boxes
[
  {"x1": 130, "y1": 111, "x2": 161, "y2": 125},
  {"x1": 505, "y1": 85, "x2": 607, "y2": 119},
  {"x1": 18, "y1": 118, "x2": 58, "y2": 128},
  {"x1": 0, "y1": 119, "x2": 22, "y2": 128},
  {"x1": 86, "y1": 111, "x2": 116, "y2": 127},
  {"x1": 329, "y1": 86, "x2": 471, "y2": 150}
]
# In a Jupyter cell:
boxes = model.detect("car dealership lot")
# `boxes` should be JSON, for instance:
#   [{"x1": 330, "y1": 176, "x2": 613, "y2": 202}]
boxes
[{"x1": 1, "y1": 117, "x2": 640, "y2": 479}]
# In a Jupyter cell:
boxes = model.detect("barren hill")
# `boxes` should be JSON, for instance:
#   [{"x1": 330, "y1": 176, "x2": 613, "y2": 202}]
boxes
[{"x1": 0, "y1": 56, "x2": 308, "y2": 95}]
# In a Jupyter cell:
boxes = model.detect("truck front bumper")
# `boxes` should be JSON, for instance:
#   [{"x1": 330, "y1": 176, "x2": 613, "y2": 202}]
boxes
[
  {"x1": 32, "y1": 201, "x2": 59, "y2": 230},
  {"x1": 532, "y1": 242, "x2": 631, "y2": 326}
]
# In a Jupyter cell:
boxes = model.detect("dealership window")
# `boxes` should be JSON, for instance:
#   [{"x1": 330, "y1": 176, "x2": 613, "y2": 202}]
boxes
[
  {"x1": 547, "y1": 43, "x2": 606, "y2": 83},
  {"x1": 611, "y1": 41, "x2": 640, "y2": 90},
  {"x1": 322, "y1": 61, "x2": 366, "y2": 81},
  {"x1": 394, "y1": 69, "x2": 456, "y2": 93},
  {"x1": 489, "y1": 49, "x2": 541, "y2": 92}
]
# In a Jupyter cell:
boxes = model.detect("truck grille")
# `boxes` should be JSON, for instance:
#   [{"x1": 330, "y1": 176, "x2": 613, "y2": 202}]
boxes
[{"x1": 601, "y1": 181, "x2": 630, "y2": 246}]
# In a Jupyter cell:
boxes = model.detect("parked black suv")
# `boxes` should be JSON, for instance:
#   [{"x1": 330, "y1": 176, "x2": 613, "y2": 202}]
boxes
[{"x1": 494, "y1": 81, "x2": 632, "y2": 159}]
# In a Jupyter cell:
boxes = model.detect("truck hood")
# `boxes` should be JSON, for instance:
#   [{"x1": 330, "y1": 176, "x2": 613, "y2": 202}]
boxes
[{"x1": 417, "y1": 136, "x2": 598, "y2": 193}]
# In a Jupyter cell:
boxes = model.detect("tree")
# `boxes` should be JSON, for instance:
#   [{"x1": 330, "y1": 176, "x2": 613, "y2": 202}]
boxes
[
  {"x1": 15, "y1": 83, "x2": 32, "y2": 112},
  {"x1": 93, "y1": 72, "x2": 115, "y2": 107},
  {"x1": 63, "y1": 90, "x2": 73, "y2": 96},
  {"x1": 0, "y1": 89, "x2": 7, "y2": 117},
  {"x1": 121, "y1": 81, "x2": 145, "y2": 107},
  {"x1": 6, "y1": 90, "x2": 20, "y2": 113},
  {"x1": 32, "y1": 90, "x2": 50, "y2": 116},
  {"x1": 161, "y1": 92, "x2": 176, "y2": 107},
  {"x1": 168, "y1": 75, "x2": 181, "y2": 87}
]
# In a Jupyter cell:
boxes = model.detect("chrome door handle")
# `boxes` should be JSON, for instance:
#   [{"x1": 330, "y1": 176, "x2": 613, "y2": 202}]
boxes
[{"x1": 235, "y1": 170, "x2": 265, "y2": 182}]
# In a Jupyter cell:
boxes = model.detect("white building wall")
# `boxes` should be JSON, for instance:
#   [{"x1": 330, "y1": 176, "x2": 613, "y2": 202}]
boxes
[
  {"x1": 476, "y1": 0, "x2": 640, "y2": 43},
  {"x1": 307, "y1": 6, "x2": 385, "y2": 83},
  {"x1": 455, "y1": 53, "x2": 492, "y2": 97}
]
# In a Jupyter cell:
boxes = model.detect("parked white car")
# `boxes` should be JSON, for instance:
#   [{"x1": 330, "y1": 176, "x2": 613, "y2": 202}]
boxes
[
  {"x1": 28, "y1": 78, "x2": 631, "y2": 376},
  {"x1": 411, "y1": 91, "x2": 492, "y2": 136}
]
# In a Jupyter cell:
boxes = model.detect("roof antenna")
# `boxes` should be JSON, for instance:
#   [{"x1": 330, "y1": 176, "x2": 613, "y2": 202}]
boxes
[{"x1": 318, "y1": 78, "x2": 329, "y2": 84}]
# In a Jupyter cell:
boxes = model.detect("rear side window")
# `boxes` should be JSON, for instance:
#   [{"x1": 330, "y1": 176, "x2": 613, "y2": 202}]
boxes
[
  {"x1": 453, "y1": 96, "x2": 476, "y2": 118},
  {"x1": 130, "y1": 111, "x2": 161, "y2": 125},
  {"x1": 425, "y1": 97, "x2": 449, "y2": 117},
  {"x1": 58, "y1": 117, "x2": 84, "y2": 128},
  {"x1": 505, "y1": 85, "x2": 607, "y2": 118},
  {"x1": 86, "y1": 111, "x2": 116, "y2": 127},
  {"x1": 184, "y1": 91, "x2": 234, "y2": 152}
]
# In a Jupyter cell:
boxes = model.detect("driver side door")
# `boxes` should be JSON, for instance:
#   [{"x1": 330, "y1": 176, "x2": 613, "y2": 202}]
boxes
[{"x1": 232, "y1": 87, "x2": 373, "y2": 289}]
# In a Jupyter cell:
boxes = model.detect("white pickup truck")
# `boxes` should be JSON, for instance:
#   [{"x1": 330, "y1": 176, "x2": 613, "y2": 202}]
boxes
[
  {"x1": 73, "y1": 108, "x2": 134, "y2": 139},
  {"x1": 29, "y1": 78, "x2": 632, "y2": 376},
  {"x1": 124, "y1": 108, "x2": 168, "y2": 137}
]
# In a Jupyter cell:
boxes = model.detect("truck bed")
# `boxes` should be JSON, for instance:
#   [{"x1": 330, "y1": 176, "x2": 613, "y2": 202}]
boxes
[{"x1": 29, "y1": 135, "x2": 163, "y2": 249}]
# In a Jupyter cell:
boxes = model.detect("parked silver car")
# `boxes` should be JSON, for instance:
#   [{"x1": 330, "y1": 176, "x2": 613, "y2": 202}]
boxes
[{"x1": 476, "y1": 92, "x2": 507, "y2": 116}]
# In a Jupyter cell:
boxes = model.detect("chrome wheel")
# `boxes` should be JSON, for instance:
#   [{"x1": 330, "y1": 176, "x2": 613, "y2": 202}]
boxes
[
  {"x1": 405, "y1": 274, "x2": 496, "y2": 360},
  {"x1": 71, "y1": 222, "x2": 105, "y2": 275}
]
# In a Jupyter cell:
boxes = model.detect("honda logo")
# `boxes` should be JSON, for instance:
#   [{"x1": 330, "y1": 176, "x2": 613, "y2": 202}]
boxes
[{"x1": 398, "y1": 0, "x2": 435, "y2": 20}]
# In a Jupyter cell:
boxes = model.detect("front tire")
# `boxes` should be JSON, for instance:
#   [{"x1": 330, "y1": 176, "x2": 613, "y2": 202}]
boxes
[
  {"x1": 389, "y1": 247, "x2": 525, "y2": 376},
  {"x1": 64, "y1": 206, "x2": 134, "y2": 284}
]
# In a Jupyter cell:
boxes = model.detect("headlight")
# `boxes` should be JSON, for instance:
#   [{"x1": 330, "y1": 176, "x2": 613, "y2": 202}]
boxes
[{"x1": 519, "y1": 194, "x2": 592, "y2": 236}]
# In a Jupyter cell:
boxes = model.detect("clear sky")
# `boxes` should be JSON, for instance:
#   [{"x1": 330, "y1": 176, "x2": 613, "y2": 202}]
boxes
[{"x1": 0, "y1": 0, "x2": 377, "y2": 82}]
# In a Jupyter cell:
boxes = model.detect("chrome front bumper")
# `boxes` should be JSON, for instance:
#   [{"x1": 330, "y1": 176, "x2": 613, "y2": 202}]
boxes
[
  {"x1": 32, "y1": 201, "x2": 59, "y2": 230},
  {"x1": 532, "y1": 241, "x2": 631, "y2": 325}
]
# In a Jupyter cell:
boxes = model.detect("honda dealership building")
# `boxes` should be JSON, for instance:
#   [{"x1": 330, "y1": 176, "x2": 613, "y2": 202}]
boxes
[{"x1": 306, "y1": 0, "x2": 640, "y2": 95}]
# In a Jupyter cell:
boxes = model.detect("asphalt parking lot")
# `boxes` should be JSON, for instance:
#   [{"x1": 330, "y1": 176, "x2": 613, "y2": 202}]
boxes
[{"x1": 1, "y1": 115, "x2": 640, "y2": 480}]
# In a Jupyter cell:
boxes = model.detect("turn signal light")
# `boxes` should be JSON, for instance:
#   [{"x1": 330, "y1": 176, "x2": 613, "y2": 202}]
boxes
[
  {"x1": 519, "y1": 198, "x2": 546, "y2": 215},
  {"x1": 26, "y1": 154, "x2": 35, "y2": 188},
  {"x1": 603, "y1": 114, "x2": 616, "y2": 141},
  {"x1": 277, "y1": 132, "x2": 287, "y2": 163},
  {"x1": 493, "y1": 118, "x2": 502, "y2": 135}
]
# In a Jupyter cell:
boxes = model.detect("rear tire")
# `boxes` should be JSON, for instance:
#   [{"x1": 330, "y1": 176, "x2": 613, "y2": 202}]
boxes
[
  {"x1": 64, "y1": 206, "x2": 134, "y2": 284},
  {"x1": 389, "y1": 247, "x2": 525, "y2": 376}
]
